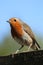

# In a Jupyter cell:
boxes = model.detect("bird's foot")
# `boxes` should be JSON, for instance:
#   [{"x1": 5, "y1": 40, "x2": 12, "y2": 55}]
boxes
[
  {"x1": 15, "y1": 49, "x2": 19, "y2": 54},
  {"x1": 11, "y1": 50, "x2": 19, "y2": 58},
  {"x1": 11, "y1": 54, "x2": 14, "y2": 58}
]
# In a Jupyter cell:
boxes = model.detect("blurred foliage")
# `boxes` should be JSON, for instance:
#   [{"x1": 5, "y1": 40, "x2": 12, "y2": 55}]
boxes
[{"x1": 0, "y1": 34, "x2": 43, "y2": 56}]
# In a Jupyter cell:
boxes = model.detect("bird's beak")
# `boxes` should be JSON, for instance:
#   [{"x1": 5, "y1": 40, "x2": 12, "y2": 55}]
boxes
[{"x1": 6, "y1": 21, "x2": 10, "y2": 23}]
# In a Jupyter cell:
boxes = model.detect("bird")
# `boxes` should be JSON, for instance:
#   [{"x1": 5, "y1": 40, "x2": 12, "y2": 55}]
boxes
[{"x1": 7, "y1": 17, "x2": 40, "y2": 53}]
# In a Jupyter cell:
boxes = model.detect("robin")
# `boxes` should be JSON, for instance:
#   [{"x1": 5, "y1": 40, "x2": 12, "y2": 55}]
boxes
[{"x1": 7, "y1": 17, "x2": 40, "y2": 53}]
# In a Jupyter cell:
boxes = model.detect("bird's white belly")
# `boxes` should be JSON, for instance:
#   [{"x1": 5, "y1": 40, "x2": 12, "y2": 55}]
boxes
[
  {"x1": 14, "y1": 31, "x2": 33, "y2": 46},
  {"x1": 22, "y1": 31, "x2": 33, "y2": 45}
]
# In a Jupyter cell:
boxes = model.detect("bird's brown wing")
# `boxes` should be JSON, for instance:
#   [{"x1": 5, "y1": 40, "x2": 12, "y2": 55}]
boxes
[
  {"x1": 22, "y1": 22, "x2": 35, "y2": 39},
  {"x1": 21, "y1": 22, "x2": 40, "y2": 48}
]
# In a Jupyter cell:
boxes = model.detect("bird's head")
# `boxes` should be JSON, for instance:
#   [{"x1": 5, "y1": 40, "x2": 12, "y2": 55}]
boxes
[
  {"x1": 6, "y1": 18, "x2": 23, "y2": 37},
  {"x1": 7, "y1": 17, "x2": 23, "y2": 29}
]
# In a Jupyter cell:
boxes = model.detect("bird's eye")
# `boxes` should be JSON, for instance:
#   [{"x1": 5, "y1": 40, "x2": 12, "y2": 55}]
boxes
[{"x1": 14, "y1": 19, "x2": 16, "y2": 22}]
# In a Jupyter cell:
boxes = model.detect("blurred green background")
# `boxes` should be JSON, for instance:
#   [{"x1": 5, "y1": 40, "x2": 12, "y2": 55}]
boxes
[{"x1": 0, "y1": 33, "x2": 43, "y2": 56}]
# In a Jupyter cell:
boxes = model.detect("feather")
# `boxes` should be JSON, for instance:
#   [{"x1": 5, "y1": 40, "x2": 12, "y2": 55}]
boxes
[{"x1": 19, "y1": 19, "x2": 40, "y2": 49}]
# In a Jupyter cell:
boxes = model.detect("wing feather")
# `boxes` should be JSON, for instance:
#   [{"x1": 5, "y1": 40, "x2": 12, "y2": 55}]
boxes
[
  {"x1": 19, "y1": 20, "x2": 40, "y2": 48},
  {"x1": 19, "y1": 19, "x2": 35, "y2": 39}
]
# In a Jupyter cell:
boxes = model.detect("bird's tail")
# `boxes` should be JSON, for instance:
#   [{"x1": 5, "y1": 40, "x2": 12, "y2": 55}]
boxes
[{"x1": 32, "y1": 40, "x2": 40, "y2": 50}]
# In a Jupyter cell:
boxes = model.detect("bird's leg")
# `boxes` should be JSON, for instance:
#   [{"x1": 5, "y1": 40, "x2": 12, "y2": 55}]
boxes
[
  {"x1": 15, "y1": 45, "x2": 24, "y2": 54},
  {"x1": 27, "y1": 43, "x2": 32, "y2": 51},
  {"x1": 11, "y1": 45, "x2": 24, "y2": 58}
]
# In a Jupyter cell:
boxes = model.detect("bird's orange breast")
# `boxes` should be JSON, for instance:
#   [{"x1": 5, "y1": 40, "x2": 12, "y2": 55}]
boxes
[{"x1": 10, "y1": 21, "x2": 23, "y2": 38}]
